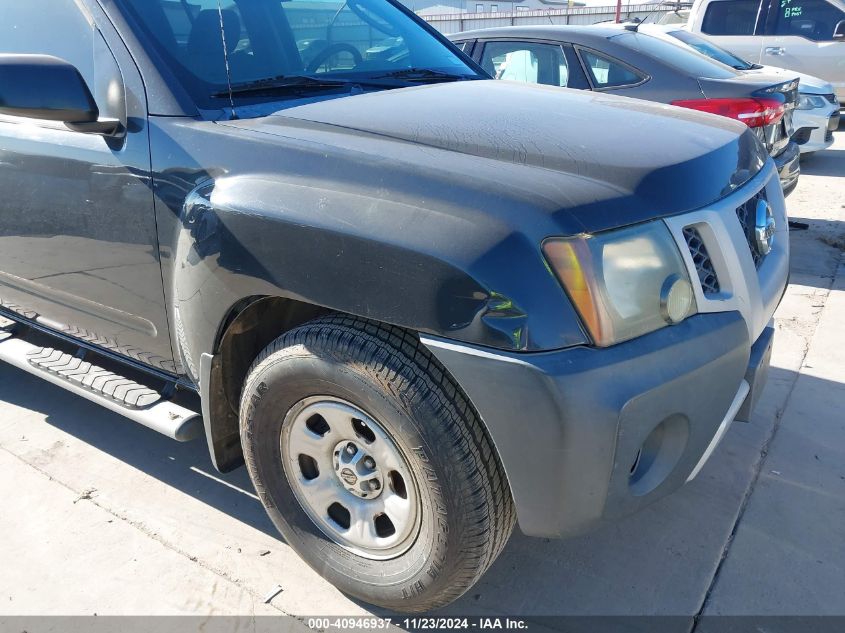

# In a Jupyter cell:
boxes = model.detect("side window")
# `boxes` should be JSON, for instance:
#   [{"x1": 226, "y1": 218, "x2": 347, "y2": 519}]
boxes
[
  {"x1": 769, "y1": 0, "x2": 845, "y2": 40},
  {"x1": 0, "y1": 0, "x2": 95, "y2": 91},
  {"x1": 578, "y1": 50, "x2": 644, "y2": 89},
  {"x1": 130, "y1": 0, "x2": 259, "y2": 84},
  {"x1": 701, "y1": 0, "x2": 763, "y2": 35},
  {"x1": 162, "y1": 0, "x2": 251, "y2": 53},
  {"x1": 480, "y1": 41, "x2": 572, "y2": 87}
]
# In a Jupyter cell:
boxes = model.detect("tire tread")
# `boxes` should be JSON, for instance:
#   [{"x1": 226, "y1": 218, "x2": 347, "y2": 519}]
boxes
[{"x1": 241, "y1": 314, "x2": 515, "y2": 611}]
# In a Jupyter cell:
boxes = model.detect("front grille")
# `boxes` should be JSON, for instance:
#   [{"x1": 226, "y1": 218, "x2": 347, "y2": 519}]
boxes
[
  {"x1": 827, "y1": 130, "x2": 835, "y2": 143},
  {"x1": 735, "y1": 189, "x2": 768, "y2": 268},
  {"x1": 683, "y1": 227, "x2": 720, "y2": 294}
]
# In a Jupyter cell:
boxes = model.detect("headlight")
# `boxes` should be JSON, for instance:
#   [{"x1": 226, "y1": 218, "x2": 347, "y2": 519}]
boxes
[
  {"x1": 543, "y1": 221, "x2": 697, "y2": 347},
  {"x1": 797, "y1": 93, "x2": 828, "y2": 110}
]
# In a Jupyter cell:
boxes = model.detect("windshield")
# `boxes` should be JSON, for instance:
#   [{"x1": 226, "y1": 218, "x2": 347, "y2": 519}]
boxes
[
  {"x1": 118, "y1": 0, "x2": 480, "y2": 109},
  {"x1": 609, "y1": 31, "x2": 738, "y2": 80},
  {"x1": 667, "y1": 30, "x2": 755, "y2": 70}
]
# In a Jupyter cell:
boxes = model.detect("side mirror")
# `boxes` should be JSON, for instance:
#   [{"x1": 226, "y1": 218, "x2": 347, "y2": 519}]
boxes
[
  {"x1": 0, "y1": 54, "x2": 121, "y2": 136},
  {"x1": 834, "y1": 19, "x2": 845, "y2": 39}
]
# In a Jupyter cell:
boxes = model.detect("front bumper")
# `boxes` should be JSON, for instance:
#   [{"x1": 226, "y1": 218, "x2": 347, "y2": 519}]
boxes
[
  {"x1": 424, "y1": 166, "x2": 787, "y2": 539},
  {"x1": 792, "y1": 105, "x2": 840, "y2": 153},
  {"x1": 773, "y1": 140, "x2": 800, "y2": 195},
  {"x1": 424, "y1": 313, "x2": 774, "y2": 538}
]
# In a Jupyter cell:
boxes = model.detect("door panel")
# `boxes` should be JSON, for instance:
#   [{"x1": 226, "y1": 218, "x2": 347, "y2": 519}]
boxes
[
  {"x1": 0, "y1": 0, "x2": 176, "y2": 372},
  {"x1": 760, "y1": 35, "x2": 842, "y2": 76},
  {"x1": 759, "y1": 0, "x2": 845, "y2": 91}
]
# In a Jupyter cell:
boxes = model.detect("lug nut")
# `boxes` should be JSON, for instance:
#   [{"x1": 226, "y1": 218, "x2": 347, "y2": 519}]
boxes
[
  {"x1": 346, "y1": 442, "x2": 357, "y2": 456},
  {"x1": 368, "y1": 480, "x2": 380, "y2": 491},
  {"x1": 363, "y1": 457, "x2": 375, "y2": 470}
]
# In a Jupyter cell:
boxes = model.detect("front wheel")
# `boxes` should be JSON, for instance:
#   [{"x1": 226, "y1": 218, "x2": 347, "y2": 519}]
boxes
[{"x1": 239, "y1": 315, "x2": 515, "y2": 612}]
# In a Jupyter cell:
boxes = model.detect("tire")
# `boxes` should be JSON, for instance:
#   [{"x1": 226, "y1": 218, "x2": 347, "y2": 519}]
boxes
[{"x1": 239, "y1": 314, "x2": 515, "y2": 612}]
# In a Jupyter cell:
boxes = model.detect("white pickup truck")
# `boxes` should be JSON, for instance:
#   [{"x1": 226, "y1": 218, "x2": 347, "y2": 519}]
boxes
[{"x1": 687, "y1": 0, "x2": 845, "y2": 103}]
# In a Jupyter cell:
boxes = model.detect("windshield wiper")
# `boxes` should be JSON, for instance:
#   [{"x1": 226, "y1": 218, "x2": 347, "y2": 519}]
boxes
[
  {"x1": 212, "y1": 70, "x2": 474, "y2": 100},
  {"x1": 370, "y1": 68, "x2": 471, "y2": 83},
  {"x1": 212, "y1": 75, "x2": 353, "y2": 98}
]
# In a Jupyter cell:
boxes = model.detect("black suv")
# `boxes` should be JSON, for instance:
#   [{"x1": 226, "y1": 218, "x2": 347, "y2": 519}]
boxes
[{"x1": 0, "y1": 0, "x2": 787, "y2": 613}]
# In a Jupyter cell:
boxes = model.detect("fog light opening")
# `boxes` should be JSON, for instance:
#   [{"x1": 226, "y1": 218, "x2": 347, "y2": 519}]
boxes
[
  {"x1": 629, "y1": 415, "x2": 689, "y2": 497},
  {"x1": 629, "y1": 449, "x2": 642, "y2": 475}
]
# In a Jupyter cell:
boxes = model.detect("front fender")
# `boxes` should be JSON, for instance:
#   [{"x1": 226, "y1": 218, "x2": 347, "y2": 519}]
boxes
[
  {"x1": 169, "y1": 173, "x2": 587, "y2": 382},
  {"x1": 148, "y1": 117, "x2": 587, "y2": 384}
]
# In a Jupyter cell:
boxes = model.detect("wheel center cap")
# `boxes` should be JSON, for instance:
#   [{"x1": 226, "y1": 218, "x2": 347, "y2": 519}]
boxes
[
  {"x1": 339, "y1": 468, "x2": 358, "y2": 486},
  {"x1": 332, "y1": 440, "x2": 383, "y2": 499}
]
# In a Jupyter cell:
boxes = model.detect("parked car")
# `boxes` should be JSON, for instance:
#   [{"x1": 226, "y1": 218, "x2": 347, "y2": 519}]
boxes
[
  {"x1": 638, "y1": 24, "x2": 840, "y2": 155},
  {"x1": 449, "y1": 24, "x2": 802, "y2": 194},
  {"x1": 643, "y1": 24, "x2": 841, "y2": 154},
  {"x1": 687, "y1": 0, "x2": 845, "y2": 104},
  {"x1": 0, "y1": 0, "x2": 787, "y2": 612}
]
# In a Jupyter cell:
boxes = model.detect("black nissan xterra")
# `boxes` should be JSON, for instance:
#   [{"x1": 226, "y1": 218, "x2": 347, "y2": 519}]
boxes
[{"x1": 0, "y1": 0, "x2": 788, "y2": 612}]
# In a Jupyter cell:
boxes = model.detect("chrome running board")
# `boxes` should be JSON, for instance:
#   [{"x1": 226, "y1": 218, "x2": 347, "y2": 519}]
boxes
[{"x1": 0, "y1": 330, "x2": 201, "y2": 441}]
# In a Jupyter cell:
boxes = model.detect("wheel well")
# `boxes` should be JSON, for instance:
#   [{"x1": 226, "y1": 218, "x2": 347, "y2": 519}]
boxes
[
  {"x1": 203, "y1": 296, "x2": 328, "y2": 472},
  {"x1": 217, "y1": 296, "x2": 329, "y2": 415},
  {"x1": 204, "y1": 300, "x2": 505, "y2": 489}
]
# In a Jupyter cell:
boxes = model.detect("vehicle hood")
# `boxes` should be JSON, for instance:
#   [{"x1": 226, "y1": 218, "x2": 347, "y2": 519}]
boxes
[
  {"x1": 754, "y1": 65, "x2": 835, "y2": 94},
  {"x1": 223, "y1": 80, "x2": 768, "y2": 233}
]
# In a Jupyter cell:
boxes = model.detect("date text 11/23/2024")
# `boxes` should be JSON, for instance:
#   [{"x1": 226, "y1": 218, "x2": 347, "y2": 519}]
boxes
[{"x1": 306, "y1": 617, "x2": 530, "y2": 630}]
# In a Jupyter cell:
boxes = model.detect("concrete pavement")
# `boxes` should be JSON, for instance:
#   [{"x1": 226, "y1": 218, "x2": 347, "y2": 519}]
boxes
[
  {"x1": 701, "y1": 261, "x2": 845, "y2": 615},
  {"x1": 0, "y1": 131, "x2": 843, "y2": 624}
]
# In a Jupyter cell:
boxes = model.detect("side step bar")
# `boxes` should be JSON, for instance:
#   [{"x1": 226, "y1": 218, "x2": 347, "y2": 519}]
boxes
[{"x1": 0, "y1": 330, "x2": 202, "y2": 441}]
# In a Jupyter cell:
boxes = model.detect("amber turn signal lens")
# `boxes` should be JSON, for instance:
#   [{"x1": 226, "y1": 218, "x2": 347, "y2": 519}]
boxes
[{"x1": 543, "y1": 238, "x2": 611, "y2": 345}]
